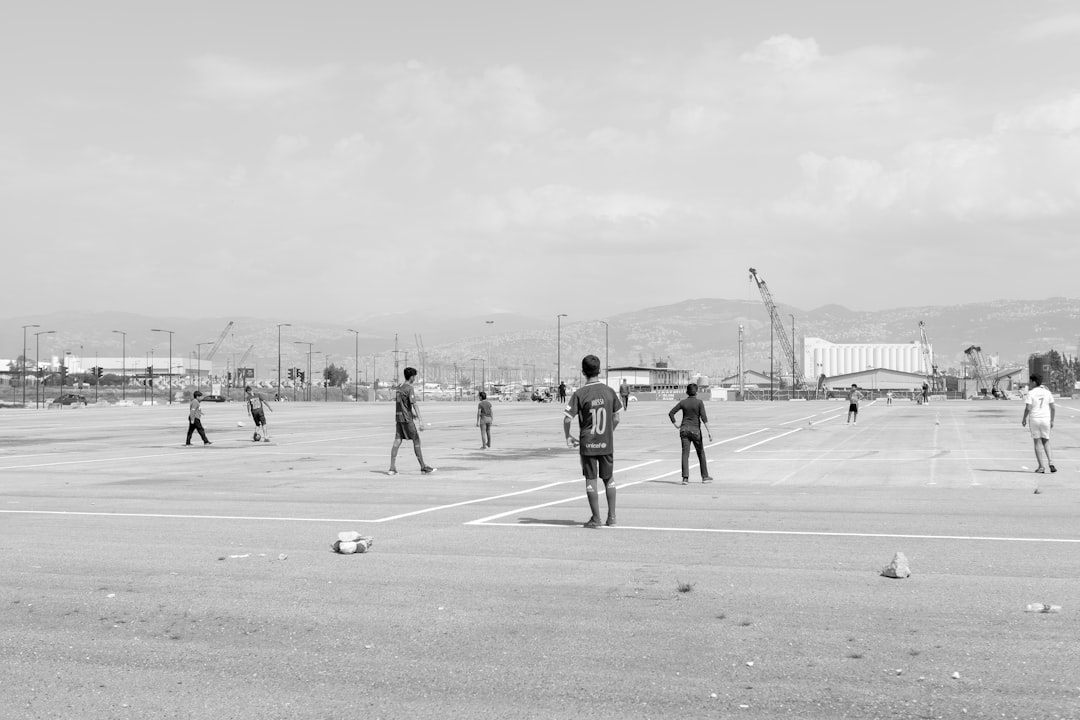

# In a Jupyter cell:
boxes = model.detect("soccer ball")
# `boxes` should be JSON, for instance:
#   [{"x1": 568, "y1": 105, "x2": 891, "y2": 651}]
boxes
[
  {"x1": 253, "y1": 432, "x2": 261, "y2": 442},
  {"x1": 237, "y1": 421, "x2": 244, "y2": 427}
]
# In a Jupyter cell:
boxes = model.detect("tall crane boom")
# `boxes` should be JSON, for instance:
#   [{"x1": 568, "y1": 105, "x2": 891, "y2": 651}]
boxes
[
  {"x1": 205, "y1": 321, "x2": 234, "y2": 361},
  {"x1": 964, "y1": 345, "x2": 994, "y2": 396},
  {"x1": 748, "y1": 268, "x2": 800, "y2": 386},
  {"x1": 918, "y1": 321, "x2": 944, "y2": 392}
]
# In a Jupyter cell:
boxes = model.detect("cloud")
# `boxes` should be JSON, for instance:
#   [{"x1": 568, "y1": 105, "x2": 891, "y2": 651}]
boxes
[
  {"x1": 1016, "y1": 12, "x2": 1080, "y2": 42},
  {"x1": 740, "y1": 35, "x2": 821, "y2": 70},
  {"x1": 187, "y1": 54, "x2": 341, "y2": 103},
  {"x1": 775, "y1": 91, "x2": 1080, "y2": 224},
  {"x1": 373, "y1": 60, "x2": 550, "y2": 136}
]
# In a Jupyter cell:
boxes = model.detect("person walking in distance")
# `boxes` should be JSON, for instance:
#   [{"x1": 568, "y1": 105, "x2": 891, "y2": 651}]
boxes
[
  {"x1": 476, "y1": 390, "x2": 493, "y2": 449},
  {"x1": 558, "y1": 381, "x2": 567, "y2": 404},
  {"x1": 244, "y1": 385, "x2": 273, "y2": 442},
  {"x1": 186, "y1": 391, "x2": 211, "y2": 446},
  {"x1": 619, "y1": 378, "x2": 631, "y2": 412},
  {"x1": 846, "y1": 383, "x2": 863, "y2": 424},
  {"x1": 1021, "y1": 374, "x2": 1056, "y2": 474},
  {"x1": 563, "y1": 355, "x2": 622, "y2": 528},
  {"x1": 389, "y1": 367, "x2": 436, "y2": 475},
  {"x1": 668, "y1": 382, "x2": 714, "y2": 484}
]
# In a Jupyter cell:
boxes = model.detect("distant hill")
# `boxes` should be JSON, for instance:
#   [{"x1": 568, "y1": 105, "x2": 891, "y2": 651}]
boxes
[{"x1": 4, "y1": 298, "x2": 1078, "y2": 383}]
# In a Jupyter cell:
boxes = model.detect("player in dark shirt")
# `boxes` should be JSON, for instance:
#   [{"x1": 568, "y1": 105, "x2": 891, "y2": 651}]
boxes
[
  {"x1": 563, "y1": 355, "x2": 622, "y2": 528},
  {"x1": 668, "y1": 383, "x2": 713, "y2": 484},
  {"x1": 389, "y1": 367, "x2": 436, "y2": 475}
]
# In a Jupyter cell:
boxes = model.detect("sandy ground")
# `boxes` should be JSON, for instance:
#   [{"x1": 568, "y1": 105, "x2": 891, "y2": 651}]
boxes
[{"x1": 1, "y1": 397, "x2": 1078, "y2": 719}]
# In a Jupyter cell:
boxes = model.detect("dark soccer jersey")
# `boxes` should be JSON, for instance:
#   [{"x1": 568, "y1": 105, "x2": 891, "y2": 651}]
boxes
[
  {"x1": 247, "y1": 395, "x2": 265, "y2": 414},
  {"x1": 395, "y1": 383, "x2": 416, "y2": 423},
  {"x1": 564, "y1": 381, "x2": 621, "y2": 456},
  {"x1": 668, "y1": 396, "x2": 708, "y2": 432}
]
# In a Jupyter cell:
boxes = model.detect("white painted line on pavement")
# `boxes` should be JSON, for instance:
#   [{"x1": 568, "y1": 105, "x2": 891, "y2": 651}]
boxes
[
  {"x1": 469, "y1": 524, "x2": 1080, "y2": 543},
  {"x1": 373, "y1": 460, "x2": 662, "y2": 522},
  {"x1": 779, "y1": 415, "x2": 816, "y2": 425},
  {"x1": 467, "y1": 465, "x2": 685, "y2": 525},
  {"x1": 706, "y1": 428, "x2": 768, "y2": 448},
  {"x1": 0, "y1": 510, "x2": 369, "y2": 523},
  {"x1": 734, "y1": 428, "x2": 802, "y2": 453},
  {"x1": 0, "y1": 452, "x2": 187, "y2": 470}
]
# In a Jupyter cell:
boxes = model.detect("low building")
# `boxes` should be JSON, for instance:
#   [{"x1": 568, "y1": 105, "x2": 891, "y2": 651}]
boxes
[{"x1": 607, "y1": 363, "x2": 691, "y2": 401}]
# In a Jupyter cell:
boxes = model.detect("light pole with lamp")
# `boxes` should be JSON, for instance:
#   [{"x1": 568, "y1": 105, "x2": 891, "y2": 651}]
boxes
[
  {"x1": 371, "y1": 353, "x2": 380, "y2": 402},
  {"x1": 293, "y1": 341, "x2": 313, "y2": 401},
  {"x1": 556, "y1": 313, "x2": 567, "y2": 389},
  {"x1": 111, "y1": 330, "x2": 126, "y2": 401},
  {"x1": 34, "y1": 330, "x2": 55, "y2": 408},
  {"x1": 347, "y1": 329, "x2": 360, "y2": 402},
  {"x1": 737, "y1": 324, "x2": 744, "y2": 401},
  {"x1": 151, "y1": 329, "x2": 174, "y2": 404},
  {"x1": 21, "y1": 324, "x2": 39, "y2": 407},
  {"x1": 276, "y1": 323, "x2": 291, "y2": 401},
  {"x1": 484, "y1": 320, "x2": 495, "y2": 393},
  {"x1": 194, "y1": 341, "x2": 213, "y2": 394},
  {"x1": 598, "y1": 320, "x2": 609, "y2": 386},
  {"x1": 789, "y1": 313, "x2": 796, "y2": 398}
]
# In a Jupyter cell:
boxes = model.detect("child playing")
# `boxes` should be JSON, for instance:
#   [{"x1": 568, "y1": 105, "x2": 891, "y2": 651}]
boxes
[{"x1": 476, "y1": 391, "x2": 493, "y2": 449}]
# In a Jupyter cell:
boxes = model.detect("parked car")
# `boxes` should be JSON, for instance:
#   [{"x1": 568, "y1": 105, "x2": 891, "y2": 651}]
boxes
[
  {"x1": 202, "y1": 394, "x2": 228, "y2": 402},
  {"x1": 50, "y1": 393, "x2": 88, "y2": 407}
]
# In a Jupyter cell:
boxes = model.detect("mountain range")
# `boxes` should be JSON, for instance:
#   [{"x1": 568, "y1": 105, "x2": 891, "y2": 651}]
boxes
[{"x1": 4, "y1": 298, "x2": 1079, "y2": 384}]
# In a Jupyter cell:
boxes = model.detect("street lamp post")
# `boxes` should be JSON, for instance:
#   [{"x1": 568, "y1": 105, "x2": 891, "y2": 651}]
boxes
[
  {"x1": 598, "y1": 320, "x2": 609, "y2": 386},
  {"x1": 484, "y1": 320, "x2": 495, "y2": 393},
  {"x1": 347, "y1": 329, "x2": 360, "y2": 402},
  {"x1": 293, "y1": 341, "x2": 313, "y2": 401},
  {"x1": 34, "y1": 330, "x2": 55, "y2": 408},
  {"x1": 738, "y1": 324, "x2": 744, "y2": 401},
  {"x1": 194, "y1": 341, "x2": 214, "y2": 394},
  {"x1": 21, "y1": 324, "x2": 39, "y2": 407},
  {"x1": 111, "y1": 330, "x2": 126, "y2": 401},
  {"x1": 277, "y1": 323, "x2": 291, "y2": 401},
  {"x1": 556, "y1": 313, "x2": 567, "y2": 388},
  {"x1": 790, "y1": 313, "x2": 796, "y2": 398},
  {"x1": 151, "y1": 329, "x2": 174, "y2": 404}
]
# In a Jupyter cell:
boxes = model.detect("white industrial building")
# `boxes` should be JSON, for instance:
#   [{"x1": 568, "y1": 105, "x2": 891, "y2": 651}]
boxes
[{"x1": 803, "y1": 338, "x2": 927, "y2": 381}]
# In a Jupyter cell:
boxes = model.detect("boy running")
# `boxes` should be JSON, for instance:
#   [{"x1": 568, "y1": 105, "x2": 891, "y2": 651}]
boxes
[
  {"x1": 389, "y1": 367, "x2": 436, "y2": 475},
  {"x1": 1021, "y1": 374, "x2": 1056, "y2": 474},
  {"x1": 563, "y1": 354, "x2": 622, "y2": 528},
  {"x1": 185, "y1": 391, "x2": 211, "y2": 446},
  {"x1": 244, "y1": 385, "x2": 272, "y2": 442},
  {"x1": 476, "y1": 390, "x2": 493, "y2": 449}
]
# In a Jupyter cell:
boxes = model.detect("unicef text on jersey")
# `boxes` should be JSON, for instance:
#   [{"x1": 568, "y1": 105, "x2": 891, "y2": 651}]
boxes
[{"x1": 584, "y1": 441, "x2": 608, "y2": 450}]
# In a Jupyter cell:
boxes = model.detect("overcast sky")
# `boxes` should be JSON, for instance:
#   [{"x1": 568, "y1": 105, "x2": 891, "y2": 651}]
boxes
[{"x1": 3, "y1": 1, "x2": 1079, "y2": 322}]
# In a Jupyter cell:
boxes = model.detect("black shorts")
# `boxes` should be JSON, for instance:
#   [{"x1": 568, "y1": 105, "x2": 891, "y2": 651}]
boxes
[
  {"x1": 848, "y1": 403, "x2": 858, "y2": 413},
  {"x1": 252, "y1": 410, "x2": 266, "y2": 426},
  {"x1": 395, "y1": 421, "x2": 418, "y2": 441},
  {"x1": 580, "y1": 454, "x2": 613, "y2": 481}
]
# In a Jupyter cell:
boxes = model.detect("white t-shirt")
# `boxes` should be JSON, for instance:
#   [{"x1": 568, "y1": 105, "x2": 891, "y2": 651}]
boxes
[{"x1": 1026, "y1": 385, "x2": 1054, "y2": 421}]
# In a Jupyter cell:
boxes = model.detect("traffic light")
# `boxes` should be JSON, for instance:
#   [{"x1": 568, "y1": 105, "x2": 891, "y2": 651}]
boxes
[
  {"x1": 97, "y1": 367, "x2": 104, "y2": 378},
  {"x1": 288, "y1": 368, "x2": 294, "y2": 380},
  {"x1": 298, "y1": 371, "x2": 305, "y2": 383},
  {"x1": 227, "y1": 371, "x2": 233, "y2": 382},
  {"x1": 59, "y1": 365, "x2": 68, "y2": 384},
  {"x1": 146, "y1": 366, "x2": 153, "y2": 375}
]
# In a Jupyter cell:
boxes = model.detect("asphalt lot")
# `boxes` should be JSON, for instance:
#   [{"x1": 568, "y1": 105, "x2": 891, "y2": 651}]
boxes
[{"x1": 2, "y1": 398, "x2": 1078, "y2": 719}]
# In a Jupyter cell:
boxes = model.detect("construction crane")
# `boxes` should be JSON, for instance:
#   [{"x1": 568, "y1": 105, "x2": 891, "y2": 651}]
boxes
[
  {"x1": 205, "y1": 321, "x2": 234, "y2": 362},
  {"x1": 748, "y1": 268, "x2": 801, "y2": 387},
  {"x1": 964, "y1": 345, "x2": 996, "y2": 397},
  {"x1": 918, "y1": 321, "x2": 945, "y2": 392}
]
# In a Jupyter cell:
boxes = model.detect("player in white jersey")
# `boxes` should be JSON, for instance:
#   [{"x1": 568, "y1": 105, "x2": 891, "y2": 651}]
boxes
[{"x1": 1021, "y1": 374, "x2": 1056, "y2": 473}]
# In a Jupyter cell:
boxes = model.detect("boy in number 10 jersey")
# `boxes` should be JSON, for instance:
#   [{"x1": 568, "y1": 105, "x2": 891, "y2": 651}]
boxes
[{"x1": 563, "y1": 354, "x2": 623, "y2": 528}]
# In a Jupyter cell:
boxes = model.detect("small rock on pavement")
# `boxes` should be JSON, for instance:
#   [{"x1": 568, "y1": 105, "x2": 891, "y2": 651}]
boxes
[
  {"x1": 278, "y1": 553, "x2": 287, "y2": 561},
  {"x1": 951, "y1": 671, "x2": 961, "y2": 680},
  {"x1": 881, "y1": 551, "x2": 911, "y2": 579}
]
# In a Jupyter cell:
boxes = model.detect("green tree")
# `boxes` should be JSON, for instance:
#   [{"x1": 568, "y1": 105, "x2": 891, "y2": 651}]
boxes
[{"x1": 324, "y1": 363, "x2": 350, "y2": 387}]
